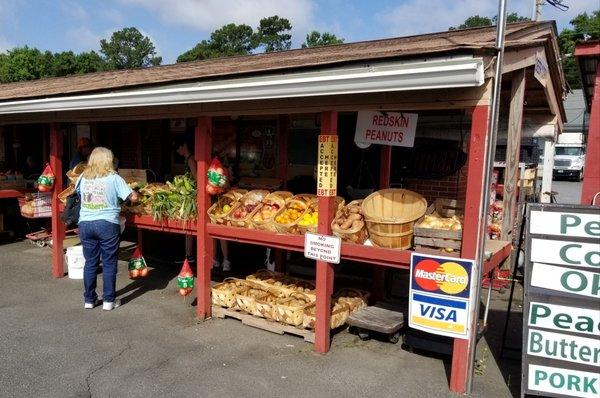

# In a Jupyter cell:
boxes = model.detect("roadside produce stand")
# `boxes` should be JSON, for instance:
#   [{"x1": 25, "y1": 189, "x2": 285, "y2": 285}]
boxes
[{"x1": 0, "y1": 21, "x2": 566, "y2": 394}]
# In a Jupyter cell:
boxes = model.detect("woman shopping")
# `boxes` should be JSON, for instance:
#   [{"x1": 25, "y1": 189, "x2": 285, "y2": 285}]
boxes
[{"x1": 77, "y1": 147, "x2": 138, "y2": 310}]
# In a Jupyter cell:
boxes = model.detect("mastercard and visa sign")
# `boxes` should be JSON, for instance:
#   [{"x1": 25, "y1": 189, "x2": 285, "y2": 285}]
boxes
[{"x1": 409, "y1": 253, "x2": 474, "y2": 339}]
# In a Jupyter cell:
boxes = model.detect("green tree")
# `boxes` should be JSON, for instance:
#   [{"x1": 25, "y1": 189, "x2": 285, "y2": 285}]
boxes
[
  {"x1": 177, "y1": 23, "x2": 256, "y2": 62},
  {"x1": 52, "y1": 51, "x2": 78, "y2": 77},
  {"x1": 75, "y1": 51, "x2": 105, "y2": 74},
  {"x1": 301, "y1": 31, "x2": 344, "y2": 48},
  {"x1": 100, "y1": 27, "x2": 162, "y2": 69},
  {"x1": 255, "y1": 16, "x2": 292, "y2": 52},
  {"x1": 449, "y1": 13, "x2": 529, "y2": 30},
  {"x1": 559, "y1": 11, "x2": 600, "y2": 89},
  {"x1": 0, "y1": 47, "x2": 53, "y2": 83}
]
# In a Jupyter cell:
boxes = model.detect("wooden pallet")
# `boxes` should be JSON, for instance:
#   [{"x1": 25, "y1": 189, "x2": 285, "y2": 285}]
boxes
[{"x1": 212, "y1": 306, "x2": 315, "y2": 343}]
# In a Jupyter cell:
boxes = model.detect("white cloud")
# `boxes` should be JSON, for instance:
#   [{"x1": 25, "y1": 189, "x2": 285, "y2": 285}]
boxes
[
  {"x1": 119, "y1": 0, "x2": 315, "y2": 34},
  {"x1": 60, "y1": 0, "x2": 89, "y2": 21},
  {"x1": 66, "y1": 26, "x2": 103, "y2": 52},
  {"x1": 103, "y1": 8, "x2": 125, "y2": 25}
]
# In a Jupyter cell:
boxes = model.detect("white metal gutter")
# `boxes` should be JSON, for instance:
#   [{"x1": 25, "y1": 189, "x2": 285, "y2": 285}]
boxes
[{"x1": 0, "y1": 57, "x2": 485, "y2": 114}]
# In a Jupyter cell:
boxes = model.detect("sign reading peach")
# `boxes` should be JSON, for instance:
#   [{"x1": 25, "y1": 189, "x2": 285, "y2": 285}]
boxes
[
  {"x1": 354, "y1": 110, "x2": 418, "y2": 148},
  {"x1": 409, "y1": 253, "x2": 474, "y2": 339}
]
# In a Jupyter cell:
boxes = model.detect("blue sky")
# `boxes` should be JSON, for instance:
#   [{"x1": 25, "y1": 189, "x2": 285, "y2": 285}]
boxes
[{"x1": 1, "y1": 0, "x2": 598, "y2": 64}]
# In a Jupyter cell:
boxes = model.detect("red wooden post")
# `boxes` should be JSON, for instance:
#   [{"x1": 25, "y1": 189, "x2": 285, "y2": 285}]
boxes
[
  {"x1": 50, "y1": 123, "x2": 65, "y2": 278},
  {"x1": 449, "y1": 105, "x2": 490, "y2": 393},
  {"x1": 581, "y1": 67, "x2": 600, "y2": 205},
  {"x1": 371, "y1": 145, "x2": 392, "y2": 301},
  {"x1": 196, "y1": 116, "x2": 213, "y2": 319},
  {"x1": 315, "y1": 111, "x2": 337, "y2": 353}
]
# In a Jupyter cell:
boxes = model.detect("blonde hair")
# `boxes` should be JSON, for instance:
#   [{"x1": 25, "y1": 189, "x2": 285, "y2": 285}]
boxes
[{"x1": 82, "y1": 147, "x2": 116, "y2": 179}]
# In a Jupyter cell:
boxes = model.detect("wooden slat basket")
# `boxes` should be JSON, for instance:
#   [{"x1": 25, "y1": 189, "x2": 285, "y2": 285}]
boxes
[
  {"x1": 361, "y1": 189, "x2": 428, "y2": 249},
  {"x1": 331, "y1": 200, "x2": 369, "y2": 244},
  {"x1": 226, "y1": 189, "x2": 269, "y2": 228},
  {"x1": 211, "y1": 277, "x2": 248, "y2": 309}
]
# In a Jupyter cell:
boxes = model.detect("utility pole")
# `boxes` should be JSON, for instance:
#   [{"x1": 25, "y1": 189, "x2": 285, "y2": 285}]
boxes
[{"x1": 532, "y1": 0, "x2": 543, "y2": 21}]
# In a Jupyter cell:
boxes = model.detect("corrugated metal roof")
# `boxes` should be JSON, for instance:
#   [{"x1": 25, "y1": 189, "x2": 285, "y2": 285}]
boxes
[{"x1": 0, "y1": 21, "x2": 557, "y2": 102}]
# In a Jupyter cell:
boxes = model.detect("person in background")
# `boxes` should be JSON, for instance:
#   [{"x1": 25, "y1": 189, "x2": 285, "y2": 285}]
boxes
[
  {"x1": 77, "y1": 147, "x2": 138, "y2": 311},
  {"x1": 174, "y1": 140, "x2": 231, "y2": 272},
  {"x1": 70, "y1": 137, "x2": 93, "y2": 170},
  {"x1": 22, "y1": 155, "x2": 38, "y2": 179}
]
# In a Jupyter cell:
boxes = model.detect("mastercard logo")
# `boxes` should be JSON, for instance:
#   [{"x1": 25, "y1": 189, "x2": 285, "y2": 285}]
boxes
[{"x1": 414, "y1": 259, "x2": 469, "y2": 295}]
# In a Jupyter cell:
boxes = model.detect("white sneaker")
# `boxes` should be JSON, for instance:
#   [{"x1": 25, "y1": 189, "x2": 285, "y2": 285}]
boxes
[
  {"x1": 212, "y1": 260, "x2": 221, "y2": 269},
  {"x1": 84, "y1": 300, "x2": 99, "y2": 309},
  {"x1": 103, "y1": 299, "x2": 121, "y2": 311},
  {"x1": 222, "y1": 260, "x2": 231, "y2": 272}
]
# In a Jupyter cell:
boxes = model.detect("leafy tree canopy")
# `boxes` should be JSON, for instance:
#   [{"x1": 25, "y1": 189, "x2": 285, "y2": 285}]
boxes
[
  {"x1": 559, "y1": 11, "x2": 600, "y2": 89},
  {"x1": 449, "y1": 13, "x2": 529, "y2": 30},
  {"x1": 100, "y1": 27, "x2": 162, "y2": 69},
  {"x1": 255, "y1": 16, "x2": 292, "y2": 52},
  {"x1": 301, "y1": 31, "x2": 344, "y2": 48}
]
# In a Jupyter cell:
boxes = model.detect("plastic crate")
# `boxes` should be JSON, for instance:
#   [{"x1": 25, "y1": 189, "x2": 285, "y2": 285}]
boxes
[{"x1": 18, "y1": 193, "x2": 52, "y2": 218}]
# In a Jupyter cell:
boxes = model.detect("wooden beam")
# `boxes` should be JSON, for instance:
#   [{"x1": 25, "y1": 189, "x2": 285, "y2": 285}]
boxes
[
  {"x1": 450, "y1": 105, "x2": 489, "y2": 394},
  {"x1": 501, "y1": 46, "x2": 541, "y2": 75},
  {"x1": 50, "y1": 123, "x2": 65, "y2": 278},
  {"x1": 314, "y1": 111, "x2": 337, "y2": 354},
  {"x1": 501, "y1": 69, "x2": 526, "y2": 241},
  {"x1": 195, "y1": 116, "x2": 213, "y2": 319}
]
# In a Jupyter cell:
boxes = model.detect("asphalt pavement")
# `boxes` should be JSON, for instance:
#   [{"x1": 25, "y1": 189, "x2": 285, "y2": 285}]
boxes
[
  {"x1": 0, "y1": 242, "x2": 513, "y2": 398},
  {"x1": 549, "y1": 179, "x2": 582, "y2": 204}
]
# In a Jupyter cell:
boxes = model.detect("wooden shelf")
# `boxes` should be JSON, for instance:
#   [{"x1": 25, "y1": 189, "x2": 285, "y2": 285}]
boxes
[
  {"x1": 207, "y1": 224, "x2": 511, "y2": 272},
  {"x1": 207, "y1": 224, "x2": 412, "y2": 269},
  {"x1": 126, "y1": 214, "x2": 196, "y2": 235}
]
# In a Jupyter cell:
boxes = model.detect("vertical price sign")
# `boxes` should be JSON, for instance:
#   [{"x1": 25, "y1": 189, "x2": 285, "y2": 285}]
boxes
[
  {"x1": 317, "y1": 135, "x2": 338, "y2": 197},
  {"x1": 522, "y1": 204, "x2": 600, "y2": 398}
]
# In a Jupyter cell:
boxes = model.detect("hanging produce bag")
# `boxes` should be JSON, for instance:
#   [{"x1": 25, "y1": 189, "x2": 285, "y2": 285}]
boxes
[
  {"x1": 128, "y1": 247, "x2": 148, "y2": 279},
  {"x1": 177, "y1": 258, "x2": 194, "y2": 296},
  {"x1": 37, "y1": 164, "x2": 55, "y2": 192},
  {"x1": 206, "y1": 157, "x2": 228, "y2": 196}
]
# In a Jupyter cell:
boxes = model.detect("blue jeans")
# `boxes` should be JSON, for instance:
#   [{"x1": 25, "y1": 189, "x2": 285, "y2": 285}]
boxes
[{"x1": 79, "y1": 220, "x2": 120, "y2": 303}]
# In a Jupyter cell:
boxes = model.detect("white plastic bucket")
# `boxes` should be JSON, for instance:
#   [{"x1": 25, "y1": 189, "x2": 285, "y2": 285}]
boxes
[{"x1": 65, "y1": 246, "x2": 85, "y2": 279}]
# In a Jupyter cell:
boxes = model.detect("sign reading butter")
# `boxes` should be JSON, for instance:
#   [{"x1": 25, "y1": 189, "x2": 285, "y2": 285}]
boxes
[
  {"x1": 304, "y1": 233, "x2": 341, "y2": 264},
  {"x1": 354, "y1": 111, "x2": 418, "y2": 148},
  {"x1": 317, "y1": 135, "x2": 338, "y2": 196},
  {"x1": 523, "y1": 204, "x2": 600, "y2": 398},
  {"x1": 408, "y1": 253, "x2": 473, "y2": 339}
]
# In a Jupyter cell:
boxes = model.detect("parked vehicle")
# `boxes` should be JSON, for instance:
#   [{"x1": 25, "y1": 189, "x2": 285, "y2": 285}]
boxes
[{"x1": 553, "y1": 133, "x2": 585, "y2": 181}]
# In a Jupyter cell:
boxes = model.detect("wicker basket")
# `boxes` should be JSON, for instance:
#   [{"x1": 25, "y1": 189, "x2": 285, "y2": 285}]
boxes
[
  {"x1": 246, "y1": 269, "x2": 283, "y2": 288},
  {"x1": 211, "y1": 278, "x2": 248, "y2": 308},
  {"x1": 335, "y1": 288, "x2": 369, "y2": 312},
  {"x1": 66, "y1": 162, "x2": 87, "y2": 184},
  {"x1": 227, "y1": 188, "x2": 248, "y2": 201},
  {"x1": 331, "y1": 200, "x2": 369, "y2": 244},
  {"x1": 361, "y1": 189, "x2": 427, "y2": 249},
  {"x1": 58, "y1": 185, "x2": 75, "y2": 204},
  {"x1": 297, "y1": 197, "x2": 345, "y2": 235},
  {"x1": 272, "y1": 198, "x2": 309, "y2": 234},
  {"x1": 226, "y1": 190, "x2": 270, "y2": 228},
  {"x1": 254, "y1": 293, "x2": 280, "y2": 320},
  {"x1": 302, "y1": 300, "x2": 350, "y2": 330},
  {"x1": 235, "y1": 285, "x2": 270, "y2": 316},
  {"x1": 274, "y1": 292, "x2": 313, "y2": 326},
  {"x1": 207, "y1": 192, "x2": 241, "y2": 224},
  {"x1": 250, "y1": 193, "x2": 289, "y2": 231}
]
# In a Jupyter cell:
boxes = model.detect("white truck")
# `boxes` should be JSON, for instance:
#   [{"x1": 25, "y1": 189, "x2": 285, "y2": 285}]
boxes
[{"x1": 553, "y1": 132, "x2": 586, "y2": 181}]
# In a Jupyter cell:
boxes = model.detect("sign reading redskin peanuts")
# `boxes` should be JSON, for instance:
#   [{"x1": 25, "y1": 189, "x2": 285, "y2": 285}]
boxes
[
  {"x1": 354, "y1": 110, "x2": 418, "y2": 148},
  {"x1": 317, "y1": 135, "x2": 338, "y2": 197}
]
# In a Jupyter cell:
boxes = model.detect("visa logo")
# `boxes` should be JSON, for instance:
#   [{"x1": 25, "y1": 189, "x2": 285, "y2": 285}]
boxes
[{"x1": 419, "y1": 304, "x2": 458, "y2": 322}]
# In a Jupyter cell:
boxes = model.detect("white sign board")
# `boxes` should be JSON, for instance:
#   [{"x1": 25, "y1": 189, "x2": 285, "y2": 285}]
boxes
[
  {"x1": 354, "y1": 111, "x2": 418, "y2": 148},
  {"x1": 528, "y1": 302, "x2": 600, "y2": 337},
  {"x1": 528, "y1": 364, "x2": 600, "y2": 398},
  {"x1": 530, "y1": 238, "x2": 600, "y2": 269},
  {"x1": 304, "y1": 233, "x2": 341, "y2": 264},
  {"x1": 531, "y1": 263, "x2": 600, "y2": 299},
  {"x1": 529, "y1": 211, "x2": 600, "y2": 239},
  {"x1": 527, "y1": 329, "x2": 600, "y2": 367},
  {"x1": 523, "y1": 205, "x2": 600, "y2": 398}
]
